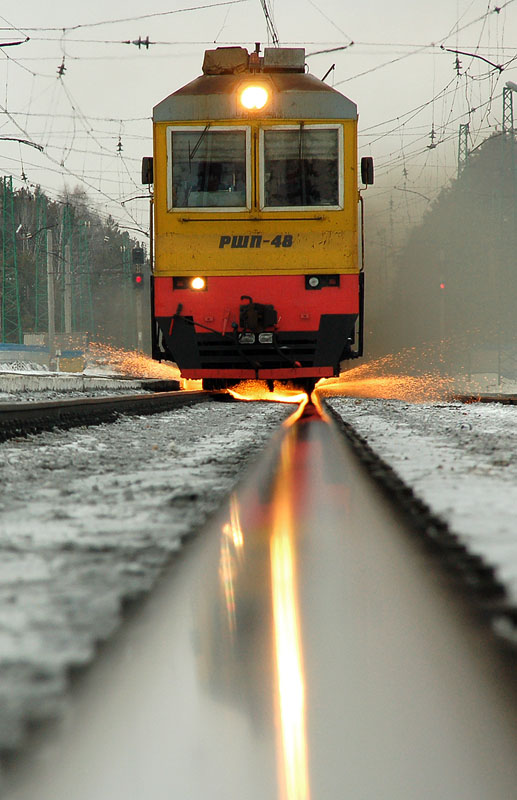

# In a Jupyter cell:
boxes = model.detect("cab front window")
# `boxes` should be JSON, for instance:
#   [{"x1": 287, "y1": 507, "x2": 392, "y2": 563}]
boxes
[
  {"x1": 170, "y1": 127, "x2": 249, "y2": 210},
  {"x1": 261, "y1": 125, "x2": 342, "y2": 210}
]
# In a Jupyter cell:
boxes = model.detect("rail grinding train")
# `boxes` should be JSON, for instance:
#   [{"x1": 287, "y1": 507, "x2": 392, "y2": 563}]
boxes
[{"x1": 143, "y1": 44, "x2": 373, "y2": 391}]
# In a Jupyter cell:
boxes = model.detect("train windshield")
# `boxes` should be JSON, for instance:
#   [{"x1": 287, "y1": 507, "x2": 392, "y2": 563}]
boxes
[
  {"x1": 171, "y1": 128, "x2": 248, "y2": 209},
  {"x1": 262, "y1": 126, "x2": 341, "y2": 209}
]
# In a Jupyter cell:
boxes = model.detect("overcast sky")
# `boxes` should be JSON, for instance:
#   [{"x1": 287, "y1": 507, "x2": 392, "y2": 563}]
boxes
[{"x1": 1, "y1": 0, "x2": 516, "y2": 239}]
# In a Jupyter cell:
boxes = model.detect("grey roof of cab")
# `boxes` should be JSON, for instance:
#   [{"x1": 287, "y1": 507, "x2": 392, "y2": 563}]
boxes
[{"x1": 153, "y1": 72, "x2": 357, "y2": 121}]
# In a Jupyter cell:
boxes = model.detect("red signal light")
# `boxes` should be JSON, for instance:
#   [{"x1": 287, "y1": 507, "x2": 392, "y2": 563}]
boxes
[
  {"x1": 134, "y1": 272, "x2": 144, "y2": 287},
  {"x1": 439, "y1": 282, "x2": 445, "y2": 289}
]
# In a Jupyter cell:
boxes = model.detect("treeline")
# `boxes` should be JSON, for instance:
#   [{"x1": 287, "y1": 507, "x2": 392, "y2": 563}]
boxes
[
  {"x1": 378, "y1": 133, "x2": 517, "y2": 371},
  {"x1": 1, "y1": 182, "x2": 146, "y2": 347}
]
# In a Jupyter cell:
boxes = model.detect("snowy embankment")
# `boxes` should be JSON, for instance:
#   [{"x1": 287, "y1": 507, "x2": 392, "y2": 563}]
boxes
[
  {"x1": 0, "y1": 400, "x2": 290, "y2": 757},
  {"x1": 0, "y1": 367, "x2": 156, "y2": 402},
  {"x1": 328, "y1": 397, "x2": 517, "y2": 603}
]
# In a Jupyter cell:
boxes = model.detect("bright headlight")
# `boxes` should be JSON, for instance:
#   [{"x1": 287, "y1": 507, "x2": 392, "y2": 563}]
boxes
[
  {"x1": 240, "y1": 85, "x2": 269, "y2": 110},
  {"x1": 190, "y1": 277, "x2": 206, "y2": 290}
]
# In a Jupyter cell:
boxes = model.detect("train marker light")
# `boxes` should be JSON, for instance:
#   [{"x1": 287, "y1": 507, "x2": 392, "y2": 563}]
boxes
[
  {"x1": 240, "y1": 85, "x2": 269, "y2": 110},
  {"x1": 190, "y1": 276, "x2": 206, "y2": 291}
]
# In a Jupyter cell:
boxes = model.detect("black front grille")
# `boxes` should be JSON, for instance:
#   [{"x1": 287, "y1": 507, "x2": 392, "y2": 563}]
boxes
[
  {"x1": 197, "y1": 333, "x2": 318, "y2": 369},
  {"x1": 159, "y1": 312, "x2": 356, "y2": 371}
]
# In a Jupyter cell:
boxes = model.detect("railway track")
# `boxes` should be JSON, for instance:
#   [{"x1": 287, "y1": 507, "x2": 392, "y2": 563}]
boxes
[
  {"x1": 452, "y1": 392, "x2": 517, "y2": 405},
  {"x1": 6, "y1": 397, "x2": 517, "y2": 800},
  {"x1": 1, "y1": 388, "x2": 510, "y2": 447},
  {"x1": 0, "y1": 388, "x2": 225, "y2": 443}
]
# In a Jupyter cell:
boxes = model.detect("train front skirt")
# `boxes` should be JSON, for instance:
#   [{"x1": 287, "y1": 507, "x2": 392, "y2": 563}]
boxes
[{"x1": 153, "y1": 274, "x2": 361, "y2": 380}]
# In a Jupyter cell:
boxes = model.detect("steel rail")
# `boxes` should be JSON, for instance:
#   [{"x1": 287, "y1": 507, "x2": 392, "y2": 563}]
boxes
[
  {"x1": 452, "y1": 392, "x2": 517, "y2": 405},
  {"x1": 6, "y1": 402, "x2": 517, "y2": 799},
  {"x1": 0, "y1": 390, "x2": 222, "y2": 443}
]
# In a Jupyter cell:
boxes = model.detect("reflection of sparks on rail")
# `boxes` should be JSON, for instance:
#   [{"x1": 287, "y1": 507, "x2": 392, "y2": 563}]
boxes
[
  {"x1": 228, "y1": 380, "x2": 307, "y2": 405},
  {"x1": 282, "y1": 394, "x2": 309, "y2": 426},
  {"x1": 222, "y1": 494, "x2": 244, "y2": 549},
  {"x1": 219, "y1": 536, "x2": 237, "y2": 634},
  {"x1": 270, "y1": 434, "x2": 310, "y2": 800},
  {"x1": 219, "y1": 496, "x2": 244, "y2": 634}
]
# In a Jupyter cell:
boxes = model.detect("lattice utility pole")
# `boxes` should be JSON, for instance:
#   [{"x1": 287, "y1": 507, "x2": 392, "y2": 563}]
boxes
[
  {"x1": 1, "y1": 176, "x2": 22, "y2": 343},
  {"x1": 34, "y1": 191, "x2": 48, "y2": 332},
  {"x1": 458, "y1": 123, "x2": 469, "y2": 176},
  {"x1": 75, "y1": 220, "x2": 94, "y2": 333},
  {"x1": 492, "y1": 87, "x2": 517, "y2": 382},
  {"x1": 503, "y1": 87, "x2": 514, "y2": 133}
]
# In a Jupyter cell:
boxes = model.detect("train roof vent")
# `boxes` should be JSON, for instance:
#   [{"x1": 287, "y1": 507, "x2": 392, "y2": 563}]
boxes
[
  {"x1": 202, "y1": 47, "x2": 249, "y2": 75},
  {"x1": 263, "y1": 47, "x2": 305, "y2": 72}
]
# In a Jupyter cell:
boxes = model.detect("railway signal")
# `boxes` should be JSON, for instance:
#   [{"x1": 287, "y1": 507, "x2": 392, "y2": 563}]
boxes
[
  {"x1": 132, "y1": 247, "x2": 145, "y2": 287},
  {"x1": 131, "y1": 246, "x2": 146, "y2": 350}
]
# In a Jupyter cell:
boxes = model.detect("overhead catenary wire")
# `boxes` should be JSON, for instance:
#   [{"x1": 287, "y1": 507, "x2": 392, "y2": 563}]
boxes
[
  {"x1": 258, "y1": 0, "x2": 279, "y2": 46},
  {"x1": 438, "y1": 0, "x2": 517, "y2": 44},
  {"x1": 11, "y1": 0, "x2": 250, "y2": 32},
  {"x1": 305, "y1": 0, "x2": 354, "y2": 43},
  {"x1": 1, "y1": 0, "x2": 516, "y2": 240},
  {"x1": 0, "y1": 155, "x2": 148, "y2": 234},
  {"x1": 0, "y1": 98, "x2": 144, "y2": 230}
]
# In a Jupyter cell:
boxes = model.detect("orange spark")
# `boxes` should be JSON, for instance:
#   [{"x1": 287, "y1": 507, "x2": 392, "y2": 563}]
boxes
[
  {"x1": 228, "y1": 380, "x2": 308, "y2": 405},
  {"x1": 316, "y1": 352, "x2": 455, "y2": 403},
  {"x1": 87, "y1": 343, "x2": 202, "y2": 388}
]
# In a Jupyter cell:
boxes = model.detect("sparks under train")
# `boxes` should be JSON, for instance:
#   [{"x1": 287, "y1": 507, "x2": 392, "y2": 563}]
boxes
[{"x1": 143, "y1": 45, "x2": 373, "y2": 390}]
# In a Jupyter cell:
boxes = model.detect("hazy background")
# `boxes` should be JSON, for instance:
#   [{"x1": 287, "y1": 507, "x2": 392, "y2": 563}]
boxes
[{"x1": 1, "y1": 0, "x2": 517, "y2": 372}]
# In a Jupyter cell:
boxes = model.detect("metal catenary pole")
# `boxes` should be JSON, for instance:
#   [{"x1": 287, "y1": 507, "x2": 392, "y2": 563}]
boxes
[
  {"x1": 46, "y1": 228, "x2": 56, "y2": 368},
  {"x1": 34, "y1": 191, "x2": 48, "y2": 332},
  {"x1": 76, "y1": 219, "x2": 94, "y2": 334}
]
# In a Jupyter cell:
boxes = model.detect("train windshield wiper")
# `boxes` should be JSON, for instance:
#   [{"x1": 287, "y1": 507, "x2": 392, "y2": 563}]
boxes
[{"x1": 188, "y1": 123, "x2": 211, "y2": 166}]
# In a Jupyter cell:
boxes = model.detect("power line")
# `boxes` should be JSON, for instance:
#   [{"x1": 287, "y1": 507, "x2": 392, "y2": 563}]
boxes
[
  {"x1": 0, "y1": 136, "x2": 43, "y2": 150},
  {"x1": 0, "y1": 99, "x2": 144, "y2": 229},
  {"x1": 305, "y1": 0, "x2": 354, "y2": 42},
  {"x1": 306, "y1": 44, "x2": 354, "y2": 58},
  {"x1": 334, "y1": 44, "x2": 431, "y2": 86},
  {"x1": 0, "y1": 36, "x2": 29, "y2": 47},
  {"x1": 439, "y1": 0, "x2": 517, "y2": 45},
  {"x1": 440, "y1": 44, "x2": 504, "y2": 73},
  {"x1": 10, "y1": 0, "x2": 249, "y2": 32},
  {"x1": 1, "y1": 0, "x2": 516, "y2": 237},
  {"x1": 258, "y1": 0, "x2": 279, "y2": 46}
]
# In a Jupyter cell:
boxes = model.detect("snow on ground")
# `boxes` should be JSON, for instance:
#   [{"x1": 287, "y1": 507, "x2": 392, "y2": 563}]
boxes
[
  {"x1": 0, "y1": 363, "x2": 49, "y2": 373},
  {"x1": 0, "y1": 356, "x2": 179, "y2": 401},
  {"x1": 0, "y1": 372, "x2": 155, "y2": 402},
  {"x1": 328, "y1": 397, "x2": 517, "y2": 603},
  {"x1": 0, "y1": 386, "x2": 151, "y2": 402},
  {"x1": 0, "y1": 399, "x2": 291, "y2": 760}
]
